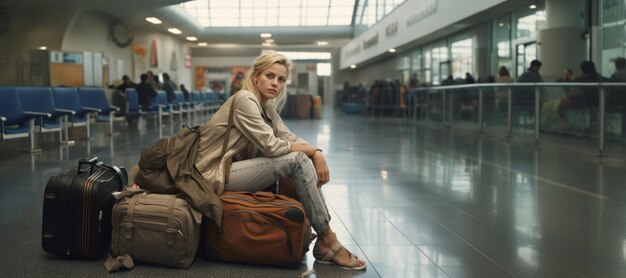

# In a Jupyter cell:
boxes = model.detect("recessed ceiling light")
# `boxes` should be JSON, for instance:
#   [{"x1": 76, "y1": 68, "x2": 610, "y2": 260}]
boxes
[
  {"x1": 198, "y1": 42, "x2": 208, "y2": 46},
  {"x1": 145, "y1": 17, "x2": 162, "y2": 24},
  {"x1": 260, "y1": 33, "x2": 272, "y2": 38},
  {"x1": 389, "y1": 48, "x2": 396, "y2": 53},
  {"x1": 498, "y1": 22, "x2": 504, "y2": 27},
  {"x1": 350, "y1": 64, "x2": 356, "y2": 69},
  {"x1": 186, "y1": 36, "x2": 198, "y2": 41},
  {"x1": 168, "y1": 28, "x2": 182, "y2": 34},
  {"x1": 529, "y1": 4, "x2": 537, "y2": 9},
  {"x1": 317, "y1": 41, "x2": 328, "y2": 46},
  {"x1": 38, "y1": 46, "x2": 47, "y2": 50}
]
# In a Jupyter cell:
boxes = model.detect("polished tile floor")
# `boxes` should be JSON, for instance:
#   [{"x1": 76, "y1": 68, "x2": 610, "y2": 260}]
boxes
[{"x1": 1, "y1": 106, "x2": 626, "y2": 277}]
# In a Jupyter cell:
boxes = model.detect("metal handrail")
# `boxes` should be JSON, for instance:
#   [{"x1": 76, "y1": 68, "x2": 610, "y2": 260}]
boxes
[{"x1": 409, "y1": 82, "x2": 626, "y2": 156}]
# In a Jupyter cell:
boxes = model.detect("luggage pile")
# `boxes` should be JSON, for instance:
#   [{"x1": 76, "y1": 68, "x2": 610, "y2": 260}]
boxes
[{"x1": 41, "y1": 156, "x2": 311, "y2": 272}]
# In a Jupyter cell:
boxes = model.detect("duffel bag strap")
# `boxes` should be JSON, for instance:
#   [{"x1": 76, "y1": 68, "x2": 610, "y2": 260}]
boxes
[
  {"x1": 165, "y1": 195, "x2": 177, "y2": 246},
  {"x1": 104, "y1": 253, "x2": 134, "y2": 272},
  {"x1": 165, "y1": 195, "x2": 178, "y2": 265},
  {"x1": 125, "y1": 193, "x2": 143, "y2": 240}
]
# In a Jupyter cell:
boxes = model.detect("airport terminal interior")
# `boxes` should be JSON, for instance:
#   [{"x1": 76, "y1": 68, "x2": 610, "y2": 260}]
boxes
[{"x1": 2, "y1": 0, "x2": 626, "y2": 277}]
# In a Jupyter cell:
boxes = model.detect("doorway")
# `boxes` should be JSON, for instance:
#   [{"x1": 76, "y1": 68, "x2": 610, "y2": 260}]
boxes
[{"x1": 516, "y1": 42, "x2": 537, "y2": 77}]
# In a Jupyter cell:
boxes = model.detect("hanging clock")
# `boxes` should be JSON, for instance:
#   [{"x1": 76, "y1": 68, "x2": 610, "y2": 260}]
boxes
[{"x1": 110, "y1": 21, "x2": 133, "y2": 48}]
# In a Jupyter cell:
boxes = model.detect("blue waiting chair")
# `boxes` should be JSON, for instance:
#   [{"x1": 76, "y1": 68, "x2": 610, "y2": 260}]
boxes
[
  {"x1": 77, "y1": 87, "x2": 121, "y2": 135},
  {"x1": 174, "y1": 90, "x2": 192, "y2": 124},
  {"x1": 52, "y1": 87, "x2": 99, "y2": 139},
  {"x1": 17, "y1": 87, "x2": 74, "y2": 145},
  {"x1": 124, "y1": 88, "x2": 141, "y2": 124},
  {"x1": 0, "y1": 87, "x2": 51, "y2": 152},
  {"x1": 141, "y1": 91, "x2": 170, "y2": 127},
  {"x1": 190, "y1": 91, "x2": 207, "y2": 117}
]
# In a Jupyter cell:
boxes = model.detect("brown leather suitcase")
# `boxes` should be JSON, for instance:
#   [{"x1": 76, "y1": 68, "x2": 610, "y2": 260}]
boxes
[{"x1": 203, "y1": 191, "x2": 311, "y2": 269}]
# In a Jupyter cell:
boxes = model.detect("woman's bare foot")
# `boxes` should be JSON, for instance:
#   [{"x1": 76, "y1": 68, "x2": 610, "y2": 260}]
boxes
[{"x1": 313, "y1": 231, "x2": 366, "y2": 270}]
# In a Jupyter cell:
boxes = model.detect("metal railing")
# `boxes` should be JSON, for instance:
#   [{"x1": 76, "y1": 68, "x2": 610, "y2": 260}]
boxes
[{"x1": 409, "y1": 82, "x2": 626, "y2": 156}]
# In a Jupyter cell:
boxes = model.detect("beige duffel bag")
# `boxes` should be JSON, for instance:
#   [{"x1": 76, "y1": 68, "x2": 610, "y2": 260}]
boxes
[{"x1": 111, "y1": 190, "x2": 202, "y2": 268}]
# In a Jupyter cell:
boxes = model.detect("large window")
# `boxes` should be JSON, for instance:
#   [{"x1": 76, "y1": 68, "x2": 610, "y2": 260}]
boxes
[
  {"x1": 450, "y1": 37, "x2": 473, "y2": 79},
  {"x1": 354, "y1": 0, "x2": 406, "y2": 35},
  {"x1": 516, "y1": 9, "x2": 546, "y2": 39},
  {"x1": 427, "y1": 44, "x2": 449, "y2": 85},
  {"x1": 493, "y1": 15, "x2": 513, "y2": 75},
  {"x1": 411, "y1": 49, "x2": 424, "y2": 84},
  {"x1": 182, "y1": 0, "x2": 356, "y2": 27},
  {"x1": 599, "y1": 0, "x2": 626, "y2": 76}
]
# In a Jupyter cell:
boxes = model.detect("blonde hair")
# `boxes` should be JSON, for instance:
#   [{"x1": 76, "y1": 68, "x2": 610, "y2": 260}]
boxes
[{"x1": 241, "y1": 51, "x2": 293, "y2": 112}]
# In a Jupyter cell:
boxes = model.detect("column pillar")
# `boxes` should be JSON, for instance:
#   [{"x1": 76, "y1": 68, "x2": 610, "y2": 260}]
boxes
[{"x1": 538, "y1": 0, "x2": 587, "y2": 81}]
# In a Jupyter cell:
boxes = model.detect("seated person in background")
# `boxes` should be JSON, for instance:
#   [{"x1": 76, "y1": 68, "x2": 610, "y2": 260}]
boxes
[
  {"x1": 112, "y1": 75, "x2": 136, "y2": 117},
  {"x1": 609, "y1": 57, "x2": 626, "y2": 104},
  {"x1": 515, "y1": 60, "x2": 543, "y2": 108},
  {"x1": 180, "y1": 84, "x2": 190, "y2": 102},
  {"x1": 554, "y1": 68, "x2": 574, "y2": 128},
  {"x1": 573, "y1": 61, "x2": 604, "y2": 109},
  {"x1": 494, "y1": 66, "x2": 514, "y2": 113},
  {"x1": 162, "y1": 73, "x2": 177, "y2": 104},
  {"x1": 231, "y1": 71, "x2": 244, "y2": 95},
  {"x1": 608, "y1": 57, "x2": 626, "y2": 138},
  {"x1": 136, "y1": 73, "x2": 157, "y2": 111}
]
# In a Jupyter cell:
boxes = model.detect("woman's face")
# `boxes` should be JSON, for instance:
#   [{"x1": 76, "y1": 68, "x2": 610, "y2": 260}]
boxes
[{"x1": 255, "y1": 63, "x2": 288, "y2": 101}]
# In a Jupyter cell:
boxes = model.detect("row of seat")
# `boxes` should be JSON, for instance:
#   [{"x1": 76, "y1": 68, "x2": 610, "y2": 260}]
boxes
[
  {"x1": 127, "y1": 89, "x2": 221, "y2": 128},
  {"x1": 0, "y1": 86, "x2": 222, "y2": 152}
]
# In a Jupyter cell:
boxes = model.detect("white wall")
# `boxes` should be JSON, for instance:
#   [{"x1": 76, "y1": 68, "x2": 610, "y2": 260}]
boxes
[
  {"x1": 0, "y1": 3, "x2": 75, "y2": 85},
  {"x1": 0, "y1": 4, "x2": 192, "y2": 87},
  {"x1": 192, "y1": 56, "x2": 258, "y2": 68},
  {"x1": 132, "y1": 29, "x2": 193, "y2": 88}
]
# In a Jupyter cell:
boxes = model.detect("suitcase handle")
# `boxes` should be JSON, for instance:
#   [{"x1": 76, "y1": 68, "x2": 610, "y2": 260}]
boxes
[
  {"x1": 100, "y1": 164, "x2": 128, "y2": 191},
  {"x1": 78, "y1": 156, "x2": 98, "y2": 175},
  {"x1": 78, "y1": 156, "x2": 127, "y2": 190}
]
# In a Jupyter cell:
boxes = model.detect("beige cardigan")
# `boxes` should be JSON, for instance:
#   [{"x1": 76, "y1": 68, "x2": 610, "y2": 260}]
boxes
[{"x1": 195, "y1": 90, "x2": 308, "y2": 198}]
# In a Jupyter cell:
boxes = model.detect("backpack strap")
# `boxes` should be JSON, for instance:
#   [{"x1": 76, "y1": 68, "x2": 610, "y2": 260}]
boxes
[{"x1": 221, "y1": 95, "x2": 238, "y2": 184}]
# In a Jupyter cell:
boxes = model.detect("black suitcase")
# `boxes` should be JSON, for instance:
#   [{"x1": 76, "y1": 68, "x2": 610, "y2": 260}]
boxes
[{"x1": 42, "y1": 156, "x2": 127, "y2": 259}]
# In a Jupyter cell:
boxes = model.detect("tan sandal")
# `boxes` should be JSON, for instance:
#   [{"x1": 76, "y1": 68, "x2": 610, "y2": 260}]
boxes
[{"x1": 313, "y1": 241, "x2": 366, "y2": 271}]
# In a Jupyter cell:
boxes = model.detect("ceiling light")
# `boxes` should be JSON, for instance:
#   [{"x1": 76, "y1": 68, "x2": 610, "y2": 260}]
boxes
[
  {"x1": 198, "y1": 42, "x2": 208, "y2": 46},
  {"x1": 389, "y1": 48, "x2": 396, "y2": 53},
  {"x1": 350, "y1": 64, "x2": 356, "y2": 69},
  {"x1": 186, "y1": 36, "x2": 198, "y2": 41},
  {"x1": 317, "y1": 41, "x2": 328, "y2": 46},
  {"x1": 529, "y1": 4, "x2": 537, "y2": 9},
  {"x1": 498, "y1": 22, "x2": 504, "y2": 27},
  {"x1": 145, "y1": 17, "x2": 162, "y2": 24},
  {"x1": 265, "y1": 39, "x2": 274, "y2": 43},
  {"x1": 168, "y1": 28, "x2": 182, "y2": 34},
  {"x1": 260, "y1": 33, "x2": 272, "y2": 38},
  {"x1": 38, "y1": 46, "x2": 47, "y2": 50}
]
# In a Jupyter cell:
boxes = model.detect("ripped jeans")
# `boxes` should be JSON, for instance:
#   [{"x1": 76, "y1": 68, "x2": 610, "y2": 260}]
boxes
[{"x1": 225, "y1": 152, "x2": 331, "y2": 235}]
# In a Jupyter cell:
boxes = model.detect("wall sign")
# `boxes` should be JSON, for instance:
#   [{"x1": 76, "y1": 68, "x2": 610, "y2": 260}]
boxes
[
  {"x1": 386, "y1": 21, "x2": 398, "y2": 37},
  {"x1": 50, "y1": 51, "x2": 83, "y2": 64},
  {"x1": 362, "y1": 33, "x2": 379, "y2": 50},
  {"x1": 406, "y1": 0, "x2": 438, "y2": 27}
]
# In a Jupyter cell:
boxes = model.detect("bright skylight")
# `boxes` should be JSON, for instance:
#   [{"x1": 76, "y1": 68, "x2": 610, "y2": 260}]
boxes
[{"x1": 181, "y1": 0, "x2": 356, "y2": 27}]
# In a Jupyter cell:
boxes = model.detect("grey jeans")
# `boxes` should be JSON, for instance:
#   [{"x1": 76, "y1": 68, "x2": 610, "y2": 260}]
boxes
[{"x1": 225, "y1": 152, "x2": 330, "y2": 234}]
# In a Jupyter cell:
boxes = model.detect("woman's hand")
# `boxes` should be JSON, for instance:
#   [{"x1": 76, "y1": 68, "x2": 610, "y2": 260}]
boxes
[
  {"x1": 311, "y1": 150, "x2": 329, "y2": 187},
  {"x1": 289, "y1": 144, "x2": 330, "y2": 186}
]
